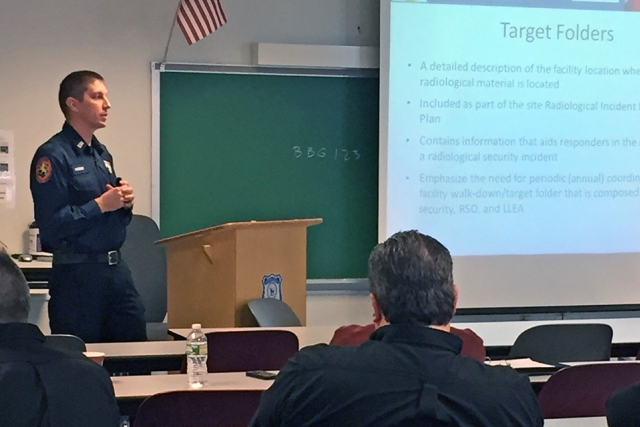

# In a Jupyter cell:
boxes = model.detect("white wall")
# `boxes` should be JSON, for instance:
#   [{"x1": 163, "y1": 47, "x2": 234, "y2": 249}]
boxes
[
  {"x1": 0, "y1": 0, "x2": 380, "y2": 252},
  {"x1": 307, "y1": 294, "x2": 372, "y2": 326}
]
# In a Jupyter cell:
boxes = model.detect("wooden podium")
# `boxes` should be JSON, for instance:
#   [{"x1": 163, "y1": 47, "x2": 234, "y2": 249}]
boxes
[{"x1": 156, "y1": 218, "x2": 322, "y2": 328}]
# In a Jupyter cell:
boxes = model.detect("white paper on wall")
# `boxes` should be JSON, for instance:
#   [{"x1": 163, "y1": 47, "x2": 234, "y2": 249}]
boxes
[{"x1": 0, "y1": 129, "x2": 16, "y2": 208}]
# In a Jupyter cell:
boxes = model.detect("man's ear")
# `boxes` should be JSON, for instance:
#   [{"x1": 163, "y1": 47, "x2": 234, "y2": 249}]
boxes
[
  {"x1": 66, "y1": 96, "x2": 79, "y2": 113},
  {"x1": 453, "y1": 284, "x2": 459, "y2": 314},
  {"x1": 371, "y1": 293, "x2": 383, "y2": 326}
]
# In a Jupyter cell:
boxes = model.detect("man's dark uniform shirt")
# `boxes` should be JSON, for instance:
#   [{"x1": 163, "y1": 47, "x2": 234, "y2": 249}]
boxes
[
  {"x1": 250, "y1": 324, "x2": 544, "y2": 427},
  {"x1": 0, "y1": 322, "x2": 119, "y2": 427},
  {"x1": 30, "y1": 123, "x2": 146, "y2": 343},
  {"x1": 30, "y1": 122, "x2": 129, "y2": 253}
]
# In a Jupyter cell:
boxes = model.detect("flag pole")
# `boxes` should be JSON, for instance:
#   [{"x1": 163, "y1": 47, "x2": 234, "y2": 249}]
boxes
[{"x1": 161, "y1": 2, "x2": 182, "y2": 64}]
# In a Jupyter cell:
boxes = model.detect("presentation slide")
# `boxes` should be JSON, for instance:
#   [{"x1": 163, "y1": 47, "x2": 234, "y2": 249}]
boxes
[
  {"x1": 386, "y1": 1, "x2": 640, "y2": 255},
  {"x1": 380, "y1": 0, "x2": 640, "y2": 309}
]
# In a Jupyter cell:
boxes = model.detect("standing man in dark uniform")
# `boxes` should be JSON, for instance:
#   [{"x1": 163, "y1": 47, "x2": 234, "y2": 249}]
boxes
[{"x1": 30, "y1": 70, "x2": 146, "y2": 343}]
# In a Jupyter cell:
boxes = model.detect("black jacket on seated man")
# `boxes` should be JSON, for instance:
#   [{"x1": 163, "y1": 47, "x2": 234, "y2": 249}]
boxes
[
  {"x1": 606, "y1": 380, "x2": 640, "y2": 427},
  {"x1": 250, "y1": 231, "x2": 543, "y2": 427},
  {"x1": 250, "y1": 324, "x2": 542, "y2": 427},
  {"x1": 0, "y1": 323, "x2": 119, "y2": 427}
]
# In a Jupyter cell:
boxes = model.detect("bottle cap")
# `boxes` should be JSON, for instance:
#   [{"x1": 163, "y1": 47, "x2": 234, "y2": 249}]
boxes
[{"x1": 192, "y1": 323, "x2": 201, "y2": 329}]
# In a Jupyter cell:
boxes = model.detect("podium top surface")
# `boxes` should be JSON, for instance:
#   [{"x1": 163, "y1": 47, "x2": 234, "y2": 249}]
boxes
[{"x1": 156, "y1": 218, "x2": 322, "y2": 245}]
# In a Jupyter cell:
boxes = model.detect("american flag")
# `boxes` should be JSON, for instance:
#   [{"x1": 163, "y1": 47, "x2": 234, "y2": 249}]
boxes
[{"x1": 177, "y1": 0, "x2": 227, "y2": 45}]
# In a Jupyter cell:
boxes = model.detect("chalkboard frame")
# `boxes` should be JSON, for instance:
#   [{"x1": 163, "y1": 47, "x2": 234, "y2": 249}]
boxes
[{"x1": 151, "y1": 63, "x2": 380, "y2": 280}]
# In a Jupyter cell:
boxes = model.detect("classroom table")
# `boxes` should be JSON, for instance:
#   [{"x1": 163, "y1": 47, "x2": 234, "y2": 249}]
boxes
[
  {"x1": 88, "y1": 320, "x2": 640, "y2": 375},
  {"x1": 113, "y1": 372, "x2": 269, "y2": 417},
  {"x1": 86, "y1": 341, "x2": 186, "y2": 374},
  {"x1": 86, "y1": 326, "x2": 336, "y2": 374},
  {"x1": 113, "y1": 372, "x2": 270, "y2": 399},
  {"x1": 545, "y1": 418, "x2": 606, "y2": 427},
  {"x1": 172, "y1": 319, "x2": 640, "y2": 358},
  {"x1": 171, "y1": 319, "x2": 640, "y2": 347},
  {"x1": 169, "y1": 325, "x2": 337, "y2": 349},
  {"x1": 112, "y1": 372, "x2": 607, "y2": 426},
  {"x1": 15, "y1": 258, "x2": 51, "y2": 288},
  {"x1": 84, "y1": 327, "x2": 336, "y2": 375}
]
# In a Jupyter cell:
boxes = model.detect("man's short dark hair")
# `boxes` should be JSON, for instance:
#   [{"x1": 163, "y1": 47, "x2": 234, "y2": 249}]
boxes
[
  {"x1": 0, "y1": 251, "x2": 30, "y2": 323},
  {"x1": 368, "y1": 230, "x2": 455, "y2": 326},
  {"x1": 58, "y1": 70, "x2": 104, "y2": 118}
]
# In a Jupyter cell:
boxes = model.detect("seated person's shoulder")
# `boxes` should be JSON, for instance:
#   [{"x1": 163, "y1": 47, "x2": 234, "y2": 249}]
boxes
[
  {"x1": 607, "y1": 380, "x2": 640, "y2": 427},
  {"x1": 450, "y1": 326, "x2": 483, "y2": 344},
  {"x1": 330, "y1": 323, "x2": 376, "y2": 346},
  {"x1": 461, "y1": 356, "x2": 532, "y2": 391},
  {"x1": 28, "y1": 344, "x2": 111, "y2": 381},
  {"x1": 286, "y1": 341, "x2": 373, "y2": 373},
  {"x1": 450, "y1": 325, "x2": 486, "y2": 361}
]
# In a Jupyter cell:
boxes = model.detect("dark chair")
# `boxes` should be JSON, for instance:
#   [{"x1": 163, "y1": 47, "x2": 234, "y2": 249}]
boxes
[
  {"x1": 508, "y1": 323, "x2": 613, "y2": 364},
  {"x1": 133, "y1": 390, "x2": 262, "y2": 427},
  {"x1": 247, "y1": 298, "x2": 301, "y2": 327},
  {"x1": 181, "y1": 329, "x2": 299, "y2": 373},
  {"x1": 120, "y1": 215, "x2": 168, "y2": 341},
  {"x1": 538, "y1": 362, "x2": 640, "y2": 418},
  {"x1": 45, "y1": 334, "x2": 86, "y2": 352}
]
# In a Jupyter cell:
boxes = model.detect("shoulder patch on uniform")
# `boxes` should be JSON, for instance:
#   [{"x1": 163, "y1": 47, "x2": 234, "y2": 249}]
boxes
[{"x1": 35, "y1": 157, "x2": 52, "y2": 183}]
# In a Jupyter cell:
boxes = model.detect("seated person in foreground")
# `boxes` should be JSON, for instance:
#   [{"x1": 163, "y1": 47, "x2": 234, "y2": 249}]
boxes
[
  {"x1": 330, "y1": 306, "x2": 486, "y2": 361},
  {"x1": 606, "y1": 380, "x2": 640, "y2": 427},
  {"x1": 0, "y1": 251, "x2": 119, "y2": 427},
  {"x1": 249, "y1": 231, "x2": 543, "y2": 427}
]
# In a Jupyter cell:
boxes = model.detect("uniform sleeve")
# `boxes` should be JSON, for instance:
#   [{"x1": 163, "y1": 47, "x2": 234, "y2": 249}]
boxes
[
  {"x1": 30, "y1": 146, "x2": 103, "y2": 250},
  {"x1": 248, "y1": 375, "x2": 288, "y2": 427},
  {"x1": 119, "y1": 203, "x2": 133, "y2": 227},
  {"x1": 0, "y1": 360, "x2": 47, "y2": 426},
  {"x1": 511, "y1": 374, "x2": 545, "y2": 427},
  {"x1": 248, "y1": 357, "x2": 304, "y2": 427}
]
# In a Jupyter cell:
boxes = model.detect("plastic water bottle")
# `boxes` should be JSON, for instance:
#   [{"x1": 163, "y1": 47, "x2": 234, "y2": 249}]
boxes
[{"x1": 186, "y1": 323, "x2": 208, "y2": 388}]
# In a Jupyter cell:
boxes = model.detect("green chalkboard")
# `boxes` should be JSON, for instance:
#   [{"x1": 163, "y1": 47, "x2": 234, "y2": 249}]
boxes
[{"x1": 159, "y1": 70, "x2": 379, "y2": 279}]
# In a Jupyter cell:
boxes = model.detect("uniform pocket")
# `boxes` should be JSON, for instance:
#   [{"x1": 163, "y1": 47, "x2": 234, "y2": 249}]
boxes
[{"x1": 71, "y1": 165, "x2": 95, "y2": 191}]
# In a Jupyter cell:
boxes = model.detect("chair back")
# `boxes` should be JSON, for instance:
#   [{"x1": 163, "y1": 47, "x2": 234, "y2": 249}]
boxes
[
  {"x1": 45, "y1": 334, "x2": 86, "y2": 352},
  {"x1": 508, "y1": 323, "x2": 612, "y2": 363},
  {"x1": 181, "y1": 329, "x2": 299, "y2": 373},
  {"x1": 134, "y1": 390, "x2": 262, "y2": 427},
  {"x1": 247, "y1": 298, "x2": 301, "y2": 327},
  {"x1": 120, "y1": 215, "x2": 168, "y2": 340},
  {"x1": 538, "y1": 362, "x2": 640, "y2": 418}
]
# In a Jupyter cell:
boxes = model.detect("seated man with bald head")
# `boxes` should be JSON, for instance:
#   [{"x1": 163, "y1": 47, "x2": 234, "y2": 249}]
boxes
[
  {"x1": 0, "y1": 251, "x2": 119, "y2": 427},
  {"x1": 250, "y1": 231, "x2": 543, "y2": 427}
]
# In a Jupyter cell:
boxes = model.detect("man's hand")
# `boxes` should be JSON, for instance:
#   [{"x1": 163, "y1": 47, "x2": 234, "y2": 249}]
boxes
[
  {"x1": 96, "y1": 184, "x2": 124, "y2": 212},
  {"x1": 118, "y1": 179, "x2": 135, "y2": 209}
]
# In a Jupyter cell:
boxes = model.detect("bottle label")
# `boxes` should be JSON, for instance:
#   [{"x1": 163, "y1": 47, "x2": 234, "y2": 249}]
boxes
[{"x1": 187, "y1": 342, "x2": 208, "y2": 356}]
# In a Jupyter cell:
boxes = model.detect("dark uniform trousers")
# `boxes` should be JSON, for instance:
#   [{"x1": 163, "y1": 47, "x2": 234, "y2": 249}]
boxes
[{"x1": 48, "y1": 259, "x2": 146, "y2": 343}]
